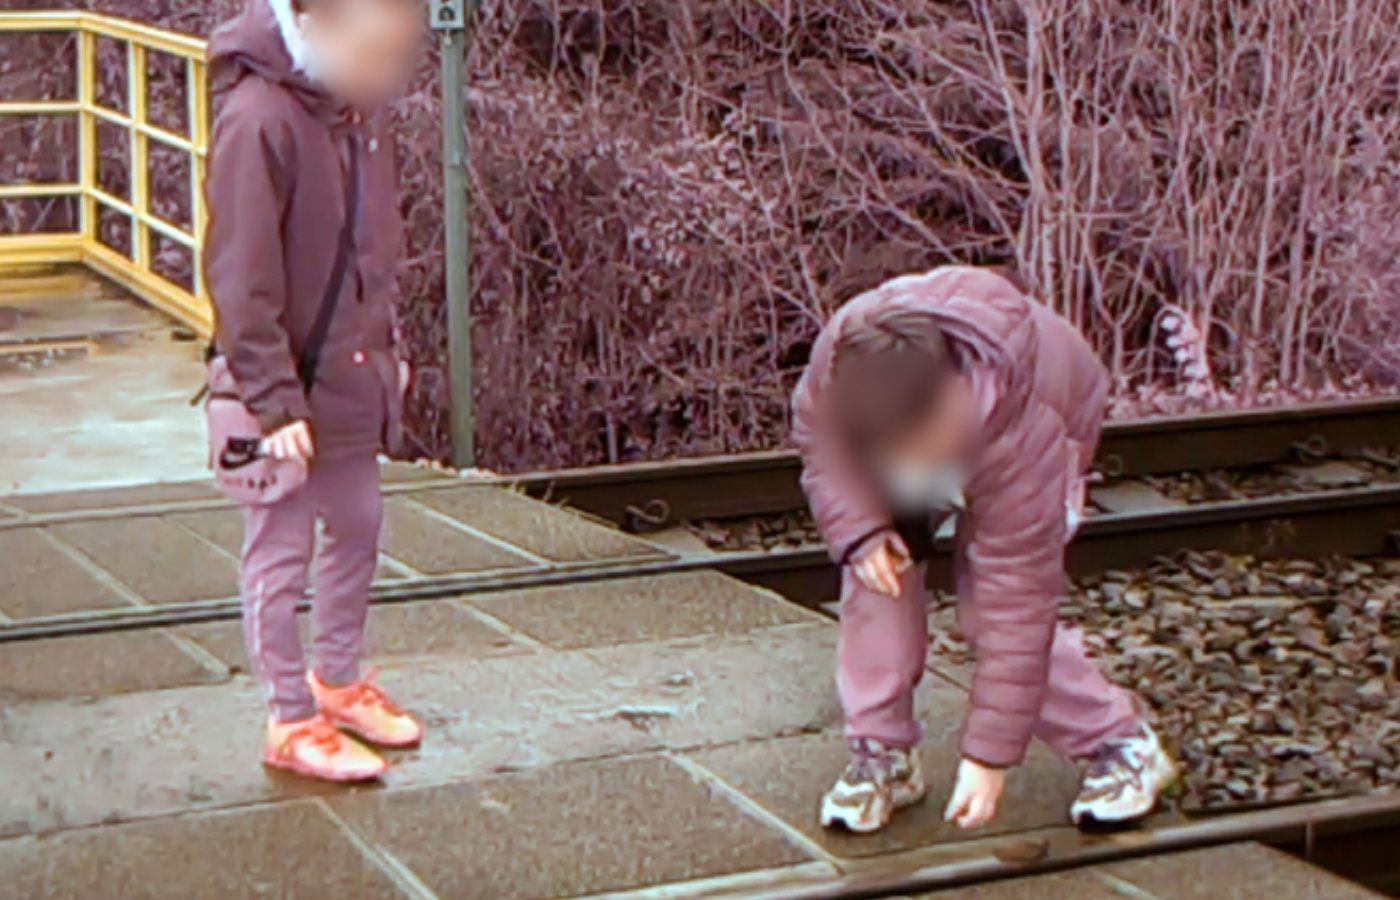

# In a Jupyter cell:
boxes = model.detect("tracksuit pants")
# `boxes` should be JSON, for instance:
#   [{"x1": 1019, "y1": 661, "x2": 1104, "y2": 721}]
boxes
[{"x1": 238, "y1": 454, "x2": 381, "y2": 723}]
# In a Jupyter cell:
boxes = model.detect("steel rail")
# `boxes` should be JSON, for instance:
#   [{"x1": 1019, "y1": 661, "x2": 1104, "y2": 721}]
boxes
[
  {"x1": 5, "y1": 483, "x2": 1399, "y2": 644},
  {"x1": 3, "y1": 398, "x2": 1399, "y2": 533},
  {"x1": 516, "y1": 397, "x2": 1400, "y2": 529}
]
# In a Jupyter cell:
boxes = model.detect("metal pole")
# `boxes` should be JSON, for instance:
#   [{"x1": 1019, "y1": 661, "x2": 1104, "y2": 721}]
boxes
[{"x1": 438, "y1": 12, "x2": 473, "y2": 467}]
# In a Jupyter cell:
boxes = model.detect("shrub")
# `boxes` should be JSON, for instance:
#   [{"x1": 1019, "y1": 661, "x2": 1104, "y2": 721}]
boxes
[{"x1": 5, "y1": 0, "x2": 1398, "y2": 469}]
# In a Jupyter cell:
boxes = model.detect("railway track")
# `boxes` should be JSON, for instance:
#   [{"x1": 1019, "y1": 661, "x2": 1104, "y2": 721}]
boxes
[
  {"x1": 3, "y1": 401, "x2": 1400, "y2": 642},
  {"x1": 3, "y1": 484, "x2": 1399, "y2": 644},
  {"x1": 515, "y1": 398, "x2": 1400, "y2": 529}
]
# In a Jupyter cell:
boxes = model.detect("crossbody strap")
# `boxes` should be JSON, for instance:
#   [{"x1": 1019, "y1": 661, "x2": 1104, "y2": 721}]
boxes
[{"x1": 295, "y1": 136, "x2": 361, "y2": 393}]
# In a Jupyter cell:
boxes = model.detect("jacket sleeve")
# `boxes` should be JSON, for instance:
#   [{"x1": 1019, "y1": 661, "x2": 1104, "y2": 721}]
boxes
[
  {"x1": 790, "y1": 326, "x2": 894, "y2": 565},
  {"x1": 204, "y1": 108, "x2": 309, "y2": 433},
  {"x1": 958, "y1": 404, "x2": 1070, "y2": 768}
]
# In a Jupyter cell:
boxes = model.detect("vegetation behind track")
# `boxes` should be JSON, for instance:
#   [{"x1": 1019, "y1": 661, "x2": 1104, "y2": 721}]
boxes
[{"x1": 4, "y1": 0, "x2": 1399, "y2": 469}]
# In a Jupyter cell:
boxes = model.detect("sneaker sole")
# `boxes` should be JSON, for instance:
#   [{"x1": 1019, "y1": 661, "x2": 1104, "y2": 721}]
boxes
[
  {"x1": 820, "y1": 807, "x2": 890, "y2": 834},
  {"x1": 262, "y1": 755, "x2": 387, "y2": 783}
]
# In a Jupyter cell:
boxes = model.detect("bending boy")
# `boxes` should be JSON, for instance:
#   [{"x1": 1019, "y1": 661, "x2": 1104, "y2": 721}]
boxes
[{"x1": 792, "y1": 266, "x2": 1177, "y2": 833}]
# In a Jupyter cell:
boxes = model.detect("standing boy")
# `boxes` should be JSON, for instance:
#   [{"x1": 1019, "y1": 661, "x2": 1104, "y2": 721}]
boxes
[
  {"x1": 792, "y1": 267, "x2": 1177, "y2": 832},
  {"x1": 204, "y1": 0, "x2": 424, "y2": 781}
]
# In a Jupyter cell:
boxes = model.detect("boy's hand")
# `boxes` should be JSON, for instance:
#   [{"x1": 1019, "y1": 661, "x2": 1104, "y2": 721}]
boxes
[
  {"x1": 852, "y1": 532, "x2": 912, "y2": 597},
  {"x1": 398, "y1": 360, "x2": 411, "y2": 395},
  {"x1": 263, "y1": 420, "x2": 315, "y2": 462},
  {"x1": 944, "y1": 758, "x2": 1006, "y2": 829}
]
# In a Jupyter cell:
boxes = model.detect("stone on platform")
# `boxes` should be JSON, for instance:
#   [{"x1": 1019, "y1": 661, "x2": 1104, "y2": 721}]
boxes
[
  {"x1": 379, "y1": 498, "x2": 533, "y2": 575},
  {"x1": 414, "y1": 486, "x2": 666, "y2": 563},
  {"x1": 0, "y1": 800, "x2": 407, "y2": 900},
  {"x1": 0, "y1": 528, "x2": 130, "y2": 619},
  {"x1": 51, "y1": 517, "x2": 239, "y2": 604},
  {"x1": 468, "y1": 571, "x2": 819, "y2": 650},
  {"x1": 328, "y1": 754, "x2": 812, "y2": 899},
  {"x1": 0, "y1": 630, "x2": 223, "y2": 699},
  {"x1": 686, "y1": 683, "x2": 1079, "y2": 861}
]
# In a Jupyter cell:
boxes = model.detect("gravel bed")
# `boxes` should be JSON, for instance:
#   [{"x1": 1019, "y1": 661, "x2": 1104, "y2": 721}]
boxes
[{"x1": 928, "y1": 552, "x2": 1400, "y2": 808}]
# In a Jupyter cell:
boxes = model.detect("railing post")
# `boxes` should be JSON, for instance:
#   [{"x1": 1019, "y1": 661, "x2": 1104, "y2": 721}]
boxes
[
  {"x1": 77, "y1": 27, "x2": 97, "y2": 243},
  {"x1": 127, "y1": 41, "x2": 150, "y2": 268},
  {"x1": 188, "y1": 57, "x2": 209, "y2": 307},
  {"x1": 433, "y1": 0, "x2": 473, "y2": 467}
]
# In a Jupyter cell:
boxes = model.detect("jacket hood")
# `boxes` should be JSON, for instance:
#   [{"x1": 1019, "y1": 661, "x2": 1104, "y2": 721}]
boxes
[
  {"x1": 209, "y1": 0, "x2": 337, "y2": 112},
  {"x1": 838, "y1": 267, "x2": 1024, "y2": 373}
]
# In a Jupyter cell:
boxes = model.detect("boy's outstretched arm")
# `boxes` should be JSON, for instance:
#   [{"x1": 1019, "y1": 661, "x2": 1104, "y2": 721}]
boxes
[
  {"x1": 953, "y1": 406, "x2": 1071, "y2": 803},
  {"x1": 205, "y1": 108, "x2": 308, "y2": 434},
  {"x1": 791, "y1": 326, "x2": 895, "y2": 567}
]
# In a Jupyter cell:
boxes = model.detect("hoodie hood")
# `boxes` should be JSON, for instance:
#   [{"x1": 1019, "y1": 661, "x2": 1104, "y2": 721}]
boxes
[{"x1": 209, "y1": 0, "x2": 340, "y2": 114}]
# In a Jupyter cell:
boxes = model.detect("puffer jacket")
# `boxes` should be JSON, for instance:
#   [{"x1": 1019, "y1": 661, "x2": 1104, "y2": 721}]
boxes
[
  {"x1": 204, "y1": 0, "x2": 405, "y2": 458},
  {"x1": 791, "y1": 266, "x2": 1109, "y2": 767}
]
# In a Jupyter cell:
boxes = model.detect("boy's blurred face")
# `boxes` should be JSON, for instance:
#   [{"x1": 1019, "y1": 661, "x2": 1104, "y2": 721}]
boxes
[
  {"x1": 299, "y1": 0, "x2": 423, "y2": 108},
  {"x1": 872, "y1": 376, "x2": 976, "y2": 509}
]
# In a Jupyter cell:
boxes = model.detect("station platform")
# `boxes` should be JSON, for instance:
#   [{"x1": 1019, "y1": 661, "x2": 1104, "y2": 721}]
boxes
[
  {"x1": 0, "y1": 471, "x2": 1074, "y2": 898},
  {"x1": 1, "y1": 271, "x2": 1382, "y2": 897}
]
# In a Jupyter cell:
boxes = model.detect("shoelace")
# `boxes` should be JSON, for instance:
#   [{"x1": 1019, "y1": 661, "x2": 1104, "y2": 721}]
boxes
[
  {"x1": 336, "y1": 667, "x2": 407, "y2": 717},
  {"x1": 845, "y1": 740, "x2": 898, "y2": 784},
  {"x1": 1086, "y1": 738, "x2": 1146, "y2": 787}
]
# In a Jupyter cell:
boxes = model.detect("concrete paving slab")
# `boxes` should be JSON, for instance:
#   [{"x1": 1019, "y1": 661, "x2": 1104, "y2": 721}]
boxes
[
  {"x1": 583, "y1": 623, "x2": 845, "y2": 747},
  {"x1": 0, "y1": 528, "x2": 130, "y2": 619},
  {"x1": 380, "y1": 497, "x2": 532, "y2": 575},
  {"x1": 913, "y1": 869, "x2": 1123, "y2": 898},
  {"x1": 182, "y1": 600, "x2": 532, "y2": 673},
  {"x1": 0, "y1": 800, "x2": 409, "y2": 900},
  {"x1": 5, "y1": 480, "x2": 220, "y2": 515},
  {"x1": 1097, "y1": 842, "x2": 1384, "y2": 900},
  {"x1": 687, "y1": 685, "x2": 1080, "y2": 861},
  {"x1": 0, "y1": 648, "x2": 652, "y2": 837},
  {"x1": 329, "y1": 755, "x2": 813, "y2": 899},
  {"x1": 468, "y1": 571, "x2": 819, "y2": 650},
  {"x1": 0, "y1": 612, "x2": 853, "y2": 838},
  {"x1": 0, "y1": 630, "x2": 222, "y2": 699},
  {"x1": 52, "y1": 517, "x2": 239, "y2": 604},
  {"x1": 413, "y1": 485, "x2": 667, "y2": 563},
  {"x1": 170, "y1": 509, "x2": 404, "y2": 582},
  {"x1": 1090, "y1": 480, "x2": 1184, "y2": 513},
  {"x1": 0, "y1": 322, "x2": 210, "y2": 495},
  {"x1": 166, "y1": 508, "x2": 245, "y2": 554}
]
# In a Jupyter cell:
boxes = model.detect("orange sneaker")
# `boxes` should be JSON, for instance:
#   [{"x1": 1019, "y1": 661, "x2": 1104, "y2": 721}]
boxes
[
  {"x1": 309, "y1": 668, "x2": 423, "y2": 748},
  {"x1": 262, "y1": 713, "x2": 387, "y2": 782}
]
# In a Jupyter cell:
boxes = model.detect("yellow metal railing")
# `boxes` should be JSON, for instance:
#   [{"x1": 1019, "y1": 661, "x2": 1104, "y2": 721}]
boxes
[{"x1": 0, "y1": 11, "x2": 211, "y2": 337}]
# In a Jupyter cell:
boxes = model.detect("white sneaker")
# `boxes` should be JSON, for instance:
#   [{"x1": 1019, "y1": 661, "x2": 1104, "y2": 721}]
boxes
[
  {"x1": 819, "y1": 740, "x2": 927, "y2": 833},
  {"x1": 1070, "y1": 722, "x2": 1178, "y2": 827}
]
